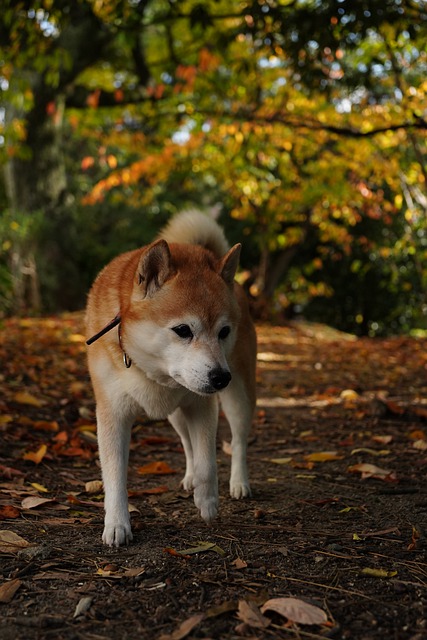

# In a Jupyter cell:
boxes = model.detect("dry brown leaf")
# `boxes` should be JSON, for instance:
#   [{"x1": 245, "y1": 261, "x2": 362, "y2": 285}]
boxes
[
  {"x1": 0, "y1": 578, "x2": 22, "y2": 603},
  {"x1": 85, "y1": 480, "x2": 103, "y2": 494},
  {"x1": 21, "y1": 496, "x2": 54, "y2": 510},
  {"x1": 237, "y1": 600, "x2": 270, "y2": 628},
  {"x1": 372, "y1": 435, "x2": 393, "y2": 445},
  {"x1": 0, "y1": 530, "x2": 30, "y2": 553},
  {"x1": 158, "y1": 613, "x2": 205, "y2": 640},
  {"x1": 232, "y1": 557, "x2": 248, "y2": 569},
  {"x1": 348, "y1": 462, "x2": 397, "y2": 482},
  {"x1": 261, "y1": 597, "x2": 328, "y2": 626}
]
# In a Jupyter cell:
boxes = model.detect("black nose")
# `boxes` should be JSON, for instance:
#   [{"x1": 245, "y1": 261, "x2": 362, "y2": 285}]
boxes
[{"x1": 209, "y1": 368, "x2": 231, "y2": 390}]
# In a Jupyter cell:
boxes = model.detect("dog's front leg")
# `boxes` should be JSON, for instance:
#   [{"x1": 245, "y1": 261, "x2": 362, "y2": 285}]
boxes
[
  {"x1": 180, "y1": 397, "x2": 219, "y2": 523},
  {"x1": 220, "y1": 376, "x2": 254, "y2": 499},
  {"x1": 96, "y1": 399, "x2": 134, "y2": 547}
]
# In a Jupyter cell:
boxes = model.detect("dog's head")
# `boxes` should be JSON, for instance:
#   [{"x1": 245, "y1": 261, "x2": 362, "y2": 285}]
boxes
[{"x1": 122, "y1": 240, "x2": 241, "y2": 395}]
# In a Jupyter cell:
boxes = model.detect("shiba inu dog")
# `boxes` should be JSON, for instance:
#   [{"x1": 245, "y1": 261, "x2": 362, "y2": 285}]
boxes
[{"x1": 85, "y1": 210, "x2": 257, "y2": 546}]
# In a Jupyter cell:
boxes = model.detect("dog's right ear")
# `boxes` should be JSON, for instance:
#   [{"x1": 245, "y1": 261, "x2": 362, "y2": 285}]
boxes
[{"x1": 136, "y1": 239, "x2": 171, "y2": 298}]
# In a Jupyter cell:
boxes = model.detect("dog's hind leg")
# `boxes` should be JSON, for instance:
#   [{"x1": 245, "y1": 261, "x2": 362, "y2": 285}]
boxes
[
  {"x1": 168, "y1": 407, "x2": 194, "y2": 491},
  {"x1": 220, "y1": 374, "x2": 255, "y2": 499}
]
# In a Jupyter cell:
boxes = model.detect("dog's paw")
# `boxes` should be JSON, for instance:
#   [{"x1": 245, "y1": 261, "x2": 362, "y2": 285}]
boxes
[
  {"x1": 230, "y1": 481, "x2": 252, "y2": 499},
  {"x1": 180, "y1": 473, "x2": 194, "y2": 492},
  {"x1": 194, "y1": 486, "x2": 218, "y2": 524},
  {"x1": 102, "y1": 522, "x2": 133, "y2": 547}
]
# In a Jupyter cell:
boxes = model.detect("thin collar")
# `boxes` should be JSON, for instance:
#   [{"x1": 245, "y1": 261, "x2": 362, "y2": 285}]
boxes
[{"x1": 86, "y1": 313, "x2": 132, "y2": 368}]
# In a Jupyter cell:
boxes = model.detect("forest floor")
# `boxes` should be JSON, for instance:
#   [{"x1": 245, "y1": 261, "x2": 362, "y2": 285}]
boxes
[{"x1": 0, "y1": 313, "x2": 426, "y2": 640}]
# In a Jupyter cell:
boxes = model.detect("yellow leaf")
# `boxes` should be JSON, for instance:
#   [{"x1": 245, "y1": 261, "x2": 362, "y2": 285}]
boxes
[
  {"x1": 304, "y1": 451, "x2": 344, "y2": 462},
  {"x1": 13, "y1": 392, "x2": 43, "y2": 407},
  {"x1": 30, "y1": 483, "x2": 49, "y2": 493},
  {"x1": 0, "y1": 415, "x2": 13, "y2": 425},
  {"x1": 361, "y1": 568, "x2": 397, "y2": 579},
  {"x1": 351, "y1": 448, "x2": 390, "y2": 457}
]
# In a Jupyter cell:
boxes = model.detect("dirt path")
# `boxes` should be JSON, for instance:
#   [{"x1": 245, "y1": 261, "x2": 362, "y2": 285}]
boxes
[{"x1": 0, "y1": 315, "x2": 426, "y2": 639}]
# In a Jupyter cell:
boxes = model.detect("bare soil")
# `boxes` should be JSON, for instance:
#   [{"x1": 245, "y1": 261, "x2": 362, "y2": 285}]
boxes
[{"x1": 0, "y1": 315, "x2": 426, "y2": 640}]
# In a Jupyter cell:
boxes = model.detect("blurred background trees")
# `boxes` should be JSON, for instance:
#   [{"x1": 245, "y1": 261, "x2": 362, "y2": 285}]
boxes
[{"x1": 1, "y1": 0, "x2": 426, "y2": 335}]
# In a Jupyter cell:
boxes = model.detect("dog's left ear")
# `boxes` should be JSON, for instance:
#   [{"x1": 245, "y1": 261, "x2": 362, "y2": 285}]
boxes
[
  {"x1": 218, "y1": 243, "x2": 241, "y2": 286},
  {"x1": 136, "y1": 239, "x2": 171, "y2": 297}
]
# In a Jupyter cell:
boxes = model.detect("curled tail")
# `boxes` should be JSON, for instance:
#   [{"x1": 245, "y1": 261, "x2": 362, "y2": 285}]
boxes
[{"x1": 157, "y1": 209, "x2": 229, "y2": 258}]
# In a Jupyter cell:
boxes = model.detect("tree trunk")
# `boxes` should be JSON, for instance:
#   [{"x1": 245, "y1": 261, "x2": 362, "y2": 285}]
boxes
[{"x1": 3, "y1": 96, "x2": 67, "y2": 314}]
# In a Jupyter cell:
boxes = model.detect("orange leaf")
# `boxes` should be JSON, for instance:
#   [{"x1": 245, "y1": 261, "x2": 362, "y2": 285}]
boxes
[
  {"x1": 23, "y1": 444, "x2": 47, "y2": 464},
  {"x1": 33, "y1": 420, "x2": 59, "y2": 432},
  {"x1": 0, "y1": 505, "x2": 20, "y2": 520},
  {"x1": 137, "y1": 461, "x2": 176, "y2": 475},
  {"x1": 128, "y1": 486, "x2": 169, "y2": 496}
]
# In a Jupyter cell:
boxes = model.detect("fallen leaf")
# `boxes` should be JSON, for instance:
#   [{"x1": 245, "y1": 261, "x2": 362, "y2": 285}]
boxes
[
  {"x1": 261, "y1": 597, "x2": 328, "y2": 626},
  {"x1": 158, "y1": 613, "x2": 205, "y2": 640},
  {"x1": 73, "y1": 596, "x2": 93, "y2": 617},
  {"x1": 304, "y1": 451, "x2": 344, "y2": 462},
  {"x1": 232, "y1": 557, "x2": 248, "y2": 569},
  {"x1": 33, "y1": 420, "x2": 59, "y2": 432},
  {"x1": 13, "y1": 391, "x2": 43, "y2": 407},
  {"x1": 0, "y1": 505, "x2": 20, "y2": 520},
  {"x1": 412, "y1": 439, "x2": 427, "y2": 451},
  {"x1": 407, "y1": 525, "x2": 420, "y2": 551},
  {"x1": 269, "y1": 457, "x2": 293, "y2": 465},
  {"x1": 237, "y1": 600, "x2": 270, "y2": 628},
  {"x1": 21, "y1": 496, "x2": 54, "y2": 510},
  {"x1": 137, "y1": 461, "x2": 176, "y2": 475},
  {"x1": 85, "y1": 480, "x2": 103, "y2": 494},
  {"x1": 361, "y1": 568, "x2": 398, "y2": 578},
  {"x1": 348, "y1": 463, "x2": 397, "y2": 482},
  {"x1": 340, "y1": 389, "x2": 359, "y2": 401},
  {"x1": 0, "y1": 465, "x2": 24, "y2": 479},
  {"x1": 0, "y1": 530, "x2": 30, "y2": 553},
  {"x1": 0, "y1": 415, "x2": 13, "y2": 425},
  {"x1": 128, "y1": 486, "x2": 169, "y2": 496},
  {"x1": 123, "y1": 567, "x2": 146, "y2": 577},
  {"x1": 372, "y1": 435, "x2": 393, "y2": 445},
  {"x1": 23, "y1": 444, "x2": 48, "y2": 464},
  {"x1": 0, "y1": 578, "x2": 22, "y2": 603},
  {"x1": 351, "y1": 448, "x2": 390, "y2": 456},
  {"x1": 30, "y1": 482, "x2": 49, "y2": 493},
  {"x1": 174, "y1": 541, "x2": 226, "y2": 557}
]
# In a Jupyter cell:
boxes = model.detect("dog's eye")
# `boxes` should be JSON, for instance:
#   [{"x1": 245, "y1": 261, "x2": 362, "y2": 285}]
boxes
[
  {"x1": 172, "y1": 324, "x2": 193, "y2": 339},
  {"x1": 218, "y1": 326, "x2": 231, "y2": 340}
]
